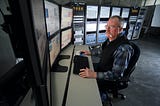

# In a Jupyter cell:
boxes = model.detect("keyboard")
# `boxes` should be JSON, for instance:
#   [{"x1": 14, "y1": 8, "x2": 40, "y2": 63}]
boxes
[{"x1": 73, "y1": 55, "x2": 90, "y2": 75}]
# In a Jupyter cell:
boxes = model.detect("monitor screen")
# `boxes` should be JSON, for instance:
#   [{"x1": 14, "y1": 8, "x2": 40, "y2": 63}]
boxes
[
  {"x1": 86, "y1": 6, "x2": 98, "y2": 19},
  {"x1": 61, "y1": 28, "x2": 72, "y2": 49},
  {"x1": 100, "y1": 6, "x2": 110, "y2": 18},
  {"x1": 30, "y1": 0, "x2": 48, "y2": 69},
  {"x1": 97, "y1": 33, "x2": 107, "y2": 43},
  {"x1": 85, "y1": 33, "x2": 96, "y2": 45},
  {"x1": 111, "y1": 7, "x2": 121, "y2": 16},
  {"x1": 49, "y1": 33, "x2": 60, "y2": 66},
  {"x1": 121, "y1": 8, "x2": 130, "y2": 18},
  {"x1": 61, "y1": 7, "x2": 73, "y2": 29},
  {"x1": 45, "y1": 1, "x2": 60, "y2": 36},
  {"x1": 86, "y1": 21, "x2": 97, "y2": 32},
  {"x1": 99, "y1": 21, "x2": 107, "y2": 31}
]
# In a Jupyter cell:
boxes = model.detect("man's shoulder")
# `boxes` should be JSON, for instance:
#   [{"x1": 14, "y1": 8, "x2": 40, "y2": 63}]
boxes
[{"x1": 117, "y1": 43, "x2": 134, "y2": 52}]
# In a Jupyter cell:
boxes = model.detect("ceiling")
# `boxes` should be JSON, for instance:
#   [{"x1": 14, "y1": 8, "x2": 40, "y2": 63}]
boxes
[{"x1": 50, "y1": 0, "x2": 143, "y2": 7}]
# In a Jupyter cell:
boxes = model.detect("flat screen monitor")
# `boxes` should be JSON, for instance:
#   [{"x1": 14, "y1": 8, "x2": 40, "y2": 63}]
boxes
[
  {"x1": 30, "y1": 0, "x2": 48, "y2": 69},
  {"x1": 61, "y1": 7, "x2": 73, "y2": 29},
  {"x1": 61, "y1": 28, "x2": 72, "y2": 49},
  {"x1": 99, "y1": 21, "x2": 107, "y2": 31},
  {"x1": 45, "y1": 1, "x2": 60, "y2": 36},
  {"x1": 121, "y1": 8, "x2": 130, "y2": 18},
  {"x1": 86, "y1": 6, "x2": 98, "y2": 19},
  {"x1": 85, "y1": 33, "x2": 96, "y2": 45},
  {"x1": 100, "y1": 6, "x2": 110, "y2": 18},
  {"x1": 111, "y1": 7, "x2": 121, "y2": 16},
  {"x1": 97, "y1": 33, "x2": 107, "y2": 43},
  {"x1": 49, "y1": 33, "x2": 60, "y2": 66},
  {"x1": 86, "y1": 21, "x2": 97, "y2": 32}
]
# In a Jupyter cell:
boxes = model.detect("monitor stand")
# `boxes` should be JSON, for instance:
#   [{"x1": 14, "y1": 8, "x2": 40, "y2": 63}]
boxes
[{"x1": 52, "y1": 55, "x2": 70, "y2": 72}]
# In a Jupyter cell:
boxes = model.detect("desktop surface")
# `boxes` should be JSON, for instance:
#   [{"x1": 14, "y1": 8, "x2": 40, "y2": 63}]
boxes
[
  {"x1": 66, "y1": 45, "x2": 102, "y2": 106},
  {"x1": 51, "y1": 44, "x2": 102, "y2": 106}
]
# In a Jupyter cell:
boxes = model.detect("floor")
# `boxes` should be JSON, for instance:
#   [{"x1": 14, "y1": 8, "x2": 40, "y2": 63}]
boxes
[{"x1": 91, "y1": 36, "x2": 160, "y2": 106}]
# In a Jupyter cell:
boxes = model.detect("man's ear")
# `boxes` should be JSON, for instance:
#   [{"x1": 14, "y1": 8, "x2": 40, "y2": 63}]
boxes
[{"x1": 119, "y1": 27, "x2": 123, "y2": 33}]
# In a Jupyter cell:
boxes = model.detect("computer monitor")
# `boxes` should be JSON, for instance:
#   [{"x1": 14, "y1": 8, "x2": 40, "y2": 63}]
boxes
[
  {"x1": 111, "y1": 7, "x2": 121, "y2": 16},
  {"x1": 49, "y1": 33, "x2": 60, "y2": 67},
  {"x1": 61, "y1": 28, "x2": 72, "y2": 49},
  {"x1": 86, "y1": 21, "x2": 97, "y2": 32},
  {"x1": 121, "y1": 8, "x2": 130, "y2": 18},
  {"x1": 86, "y1": 5, "x2": 98, "y2": 19},
  {"x1": 45, "y1": 1, "x2": 60, "y2": 36},
  {"x1": 99, "y1": 21, "x2": 107, "y2": 31},
  {"x1": 61, "y1": 7, "x2": 73, "y2": 29},
  {"x1": 97, "y1": 33, "x2": 107, "y2": 43},
  {"x1": 100, "y1": 6, "x2": 110, "y2": 18},
  {"x1": 85, "y1": 33, "x2": 96, "y2": 45}
]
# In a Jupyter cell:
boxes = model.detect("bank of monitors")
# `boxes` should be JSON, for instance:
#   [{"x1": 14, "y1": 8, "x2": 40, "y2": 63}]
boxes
[
  {"x1": 61, "y1": 7, "x2": 73, "y2": 29},
  {"x1": 44, "y1": 1, "x2": 60, "y2": 67},
  {"x1": 61, "y1": 6, "x2": 73, "y2": 50},
  {"x1": 61, "y1": 28, "x2": 72, "y2": 49}
]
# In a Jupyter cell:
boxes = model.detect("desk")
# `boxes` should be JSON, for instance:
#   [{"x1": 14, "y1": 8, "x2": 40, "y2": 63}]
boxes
[
  {"x1": 51, "y1": 45, "x2": 74, "y2": 106},
  {"x1": 51, "y1": 45, "x2": 102, "y2": 106},
  {"x1": 66, "y1": 45, "x2": 102, "y2": 106}
]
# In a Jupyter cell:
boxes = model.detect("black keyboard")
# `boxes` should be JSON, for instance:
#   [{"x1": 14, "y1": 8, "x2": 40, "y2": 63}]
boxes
[{"x1": 73, "y1": 55, "x2": 90, "y2": 75}]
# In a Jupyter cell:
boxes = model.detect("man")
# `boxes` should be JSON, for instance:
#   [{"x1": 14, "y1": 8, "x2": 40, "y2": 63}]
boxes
[{"x1": 79, "y1": 15, "x2": 134, "y2": 102}]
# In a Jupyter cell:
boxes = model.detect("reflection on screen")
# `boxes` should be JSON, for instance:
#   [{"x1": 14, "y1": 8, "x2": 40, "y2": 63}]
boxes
[
  {"x1": 85, "y1": 33, "x2": 96, "y2": 44},
  {"x1": 86, "y1": 21, "x2": 97, "y2": 32},
  {"x1": 49, "y1": 33, "x2": 60, "y2": 66},
  {"x1": 61, "y1": 28, "x2": 72, "y2": 49},
  {"x1": 61, "y1": 7, "x2": 73, "y2": 29},
  {"x1": 99, "y1": 21, "x2": 107, "y2": 31},
  {"x1": 98, "y1": 33, "x2": 107, "y2": 43}
]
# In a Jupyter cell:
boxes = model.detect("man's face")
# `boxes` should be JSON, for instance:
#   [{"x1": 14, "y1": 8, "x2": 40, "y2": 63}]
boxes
[{"x1": 105, "y1": 18, "x2": 123, "y2": 40}]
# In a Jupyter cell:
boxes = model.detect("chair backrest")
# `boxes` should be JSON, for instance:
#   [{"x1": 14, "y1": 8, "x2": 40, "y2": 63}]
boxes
[{"x1": 123, "y1": 42, "x2": 140, "y2": 80}]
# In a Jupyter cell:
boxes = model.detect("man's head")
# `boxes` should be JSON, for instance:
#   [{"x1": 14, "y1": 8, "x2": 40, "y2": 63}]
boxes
[{"x1": 105, "y1": 15, "x2": 124, "y2": 41}]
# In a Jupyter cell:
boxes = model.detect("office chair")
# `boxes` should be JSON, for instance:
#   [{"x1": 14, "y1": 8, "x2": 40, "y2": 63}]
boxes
[{"x1": 104, "y1": 42, "x2": 140, "y2": 99}]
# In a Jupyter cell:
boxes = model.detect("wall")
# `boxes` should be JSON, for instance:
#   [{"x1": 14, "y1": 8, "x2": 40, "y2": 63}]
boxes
[{"x1": 151, "y1": 5, "x2": 160, "y2": 27}]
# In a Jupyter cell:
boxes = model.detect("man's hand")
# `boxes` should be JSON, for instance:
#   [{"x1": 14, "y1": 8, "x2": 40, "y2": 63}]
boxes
[
  {"x1": 80, "y1": 50, "x2": 91, "y2": 56},
  {"x1": 79, "y1": 67, "x2": 97, "y2": 78}
]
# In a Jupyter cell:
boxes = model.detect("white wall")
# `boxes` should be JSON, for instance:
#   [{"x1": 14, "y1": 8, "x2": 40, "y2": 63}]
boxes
[{"x1": 151, "y1": 5, "x2": 160, "y2": 27}]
